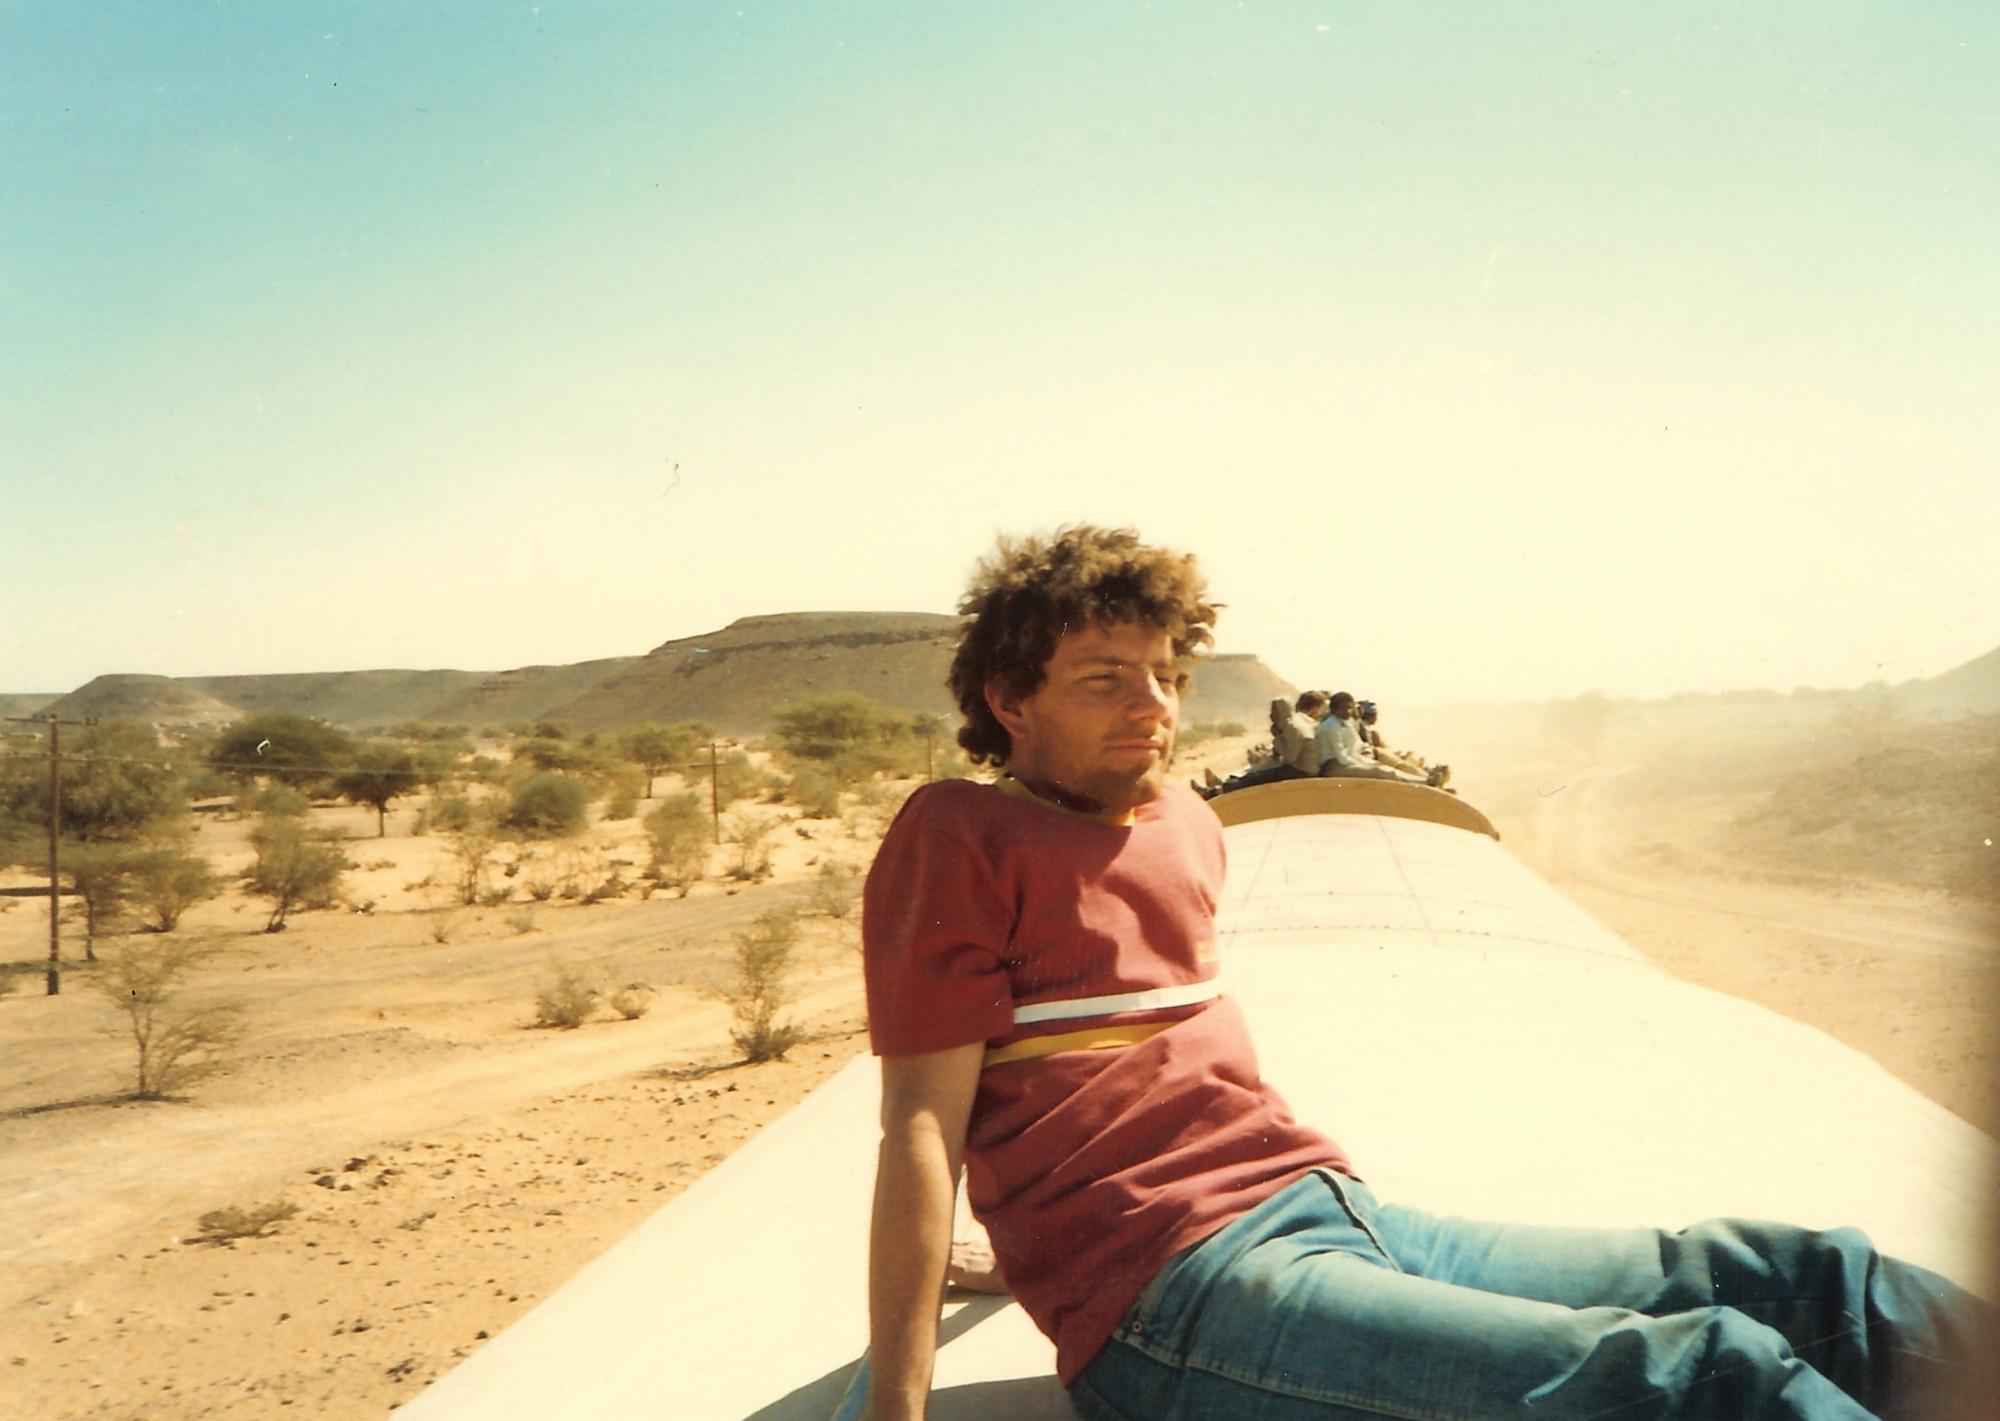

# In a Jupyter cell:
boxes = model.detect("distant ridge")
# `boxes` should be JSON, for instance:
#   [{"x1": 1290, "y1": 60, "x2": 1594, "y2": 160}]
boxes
[
  {"x1": 1895, "y1": 644, "x2": 2000, "y2": 720},
  {"x1": 22, "y1": 612, "x2": 1303, "y2": 736},
  {"x1": 0, "y1": 693, "x2": 61, "y2": 720}
]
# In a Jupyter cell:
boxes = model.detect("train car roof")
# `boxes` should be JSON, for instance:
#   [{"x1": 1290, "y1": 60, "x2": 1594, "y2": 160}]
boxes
[{"x1": 398, "y1": 781, "x2": 1996, "y2": 1420}]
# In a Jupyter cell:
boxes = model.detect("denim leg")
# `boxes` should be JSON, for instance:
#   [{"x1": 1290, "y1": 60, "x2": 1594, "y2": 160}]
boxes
[
  {"x1": 1072, "y1": 1171, "x2": 1987, "y2": 1421},
  {"x1": 1367, "y1": 1186, "x2": 1985, "y2": 1420}
]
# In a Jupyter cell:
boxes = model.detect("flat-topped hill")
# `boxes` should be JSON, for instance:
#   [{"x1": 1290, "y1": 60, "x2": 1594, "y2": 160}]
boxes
[
  {"x1": 25, "y1": 612, "x2": 1298, "y2": 735},
  {"x1": 555, "y1": 612, "x2": 961, "y2": 735}
]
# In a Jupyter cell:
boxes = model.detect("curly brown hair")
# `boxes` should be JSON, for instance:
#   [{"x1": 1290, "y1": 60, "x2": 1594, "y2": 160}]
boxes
[{"x1": 949, "y1": 525, "x2": 1219, "y2": 766}]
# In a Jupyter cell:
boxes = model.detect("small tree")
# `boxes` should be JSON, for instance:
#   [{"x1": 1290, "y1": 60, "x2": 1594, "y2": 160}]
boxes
[
  {"x1": 130, "y1": 845, "x2": 219, "y2": 932},
  {"x1": 0, "y1": 720, "x2": 189, "y2": 843},
  {"x1": 644, "y1": 793, "x2": 709, "y2": 897},
  {"x1": 726, "y1": 910, "x2": 803, "y2": 1062},
  {"x1": 61, "y1": 841, "x2": 144, "y2": 959},
  {"x1": 335, "y1": 744, "x2": 419, "y2": 837},
  {"x1": 617, "y1": 724, "x2": 697, "y2": 798},
  {"x1": 211, "y1": 714, "x2": 357, "y2": 792},
  {"x1": 92, "y1": 936, "x2": 244, "y2": 1099},
  {"x1": 445, "y1": 810, "x2": 506, "y2": 906},
  {"x1": 721, "y1": 810, "x2": 777, "y2": 882},
  {"x1": 244, "y1": 818, "x2": 352, "y2": 932}
]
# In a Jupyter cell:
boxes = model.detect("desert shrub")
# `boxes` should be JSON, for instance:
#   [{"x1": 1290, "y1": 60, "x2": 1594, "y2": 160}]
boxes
[
  {"x1": 92, "y1": 935, "x2": 245, "y2": 1099},
  {"x1": 415, "y1": 789, "x2": 476, "y2": 835},
  {"x1": 721, "y1": 811, "x2": 777, "y2": 882},
  {"x1": 244, "y1": 783, "x2": 311, "y2": 818},
  {"x1": 808, "y1": 858, "x2": 861, "y2": 919},
  {"x1": 468, "y1": 755, "x2": 508, "y2": 786},
  {"x1": 560, "y1": 840, "x2": 629, "y2": 904},
  {"x1": 195, "y1": 1199, "x2": 298, "y2": 1242},
  {"x1": 244, "y1": 817, "x2": 352, "y2": 931},
  {"x1": 608, "y1": 983, "x2": 654, "y2": 1020},
  {"x1": 644, "y1": 793, "x2": 710, "y2": 897},
  {"x1": 788, "y1": 763, "x2": 843, "y2": 819},
  {"x1": 504, "y1": 772, "x2": 591, "y2": 838},
  {"x1": 506, "y1": 905, "x2": 538, "y2": 935},
  {"x1": 426, "y1": 908, "x2": 461, "y2": 944},
  {"x1": 522, "y1": 860, "x2": 560, "y2": 901},
  {"x1": 533, "y1": 966, "x2": 599, "y2": 1029},
  {"x1": 702, "y1": 749, "x2": 770, "y2": 807},
  {"x1": 599, "y1": 774, "x2": 643, "y2": 822},
  {"x1": 444, "y1": 813, "x2": 506, "y2": 906},
  {"x1": 131, "y1": 846, "x2": 220, "y2": 932},
  {"x1": 726, "y1": 910, "x2": 803, "y2": 1062}
]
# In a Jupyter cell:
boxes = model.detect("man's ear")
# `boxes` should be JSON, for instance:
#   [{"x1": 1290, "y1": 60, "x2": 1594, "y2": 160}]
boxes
[{"x1": 984, "y1": 679, "x2": 1030, "y2": 741}]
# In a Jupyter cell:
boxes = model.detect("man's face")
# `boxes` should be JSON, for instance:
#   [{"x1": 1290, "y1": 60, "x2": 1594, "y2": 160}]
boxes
[{"x1": 987, "y1": 620, "x2": 1185, "y2": 818}]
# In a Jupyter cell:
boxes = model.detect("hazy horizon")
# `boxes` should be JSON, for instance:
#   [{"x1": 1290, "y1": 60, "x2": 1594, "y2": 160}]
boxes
[{"x1": 6, "y1": 5, "x2": 1994, "y2": 706}]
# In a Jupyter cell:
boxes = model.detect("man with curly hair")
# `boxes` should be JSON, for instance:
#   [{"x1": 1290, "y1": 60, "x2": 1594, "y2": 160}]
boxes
[{"x1": 859, "y1": 525, "x2": 1984, "y2": 1421}]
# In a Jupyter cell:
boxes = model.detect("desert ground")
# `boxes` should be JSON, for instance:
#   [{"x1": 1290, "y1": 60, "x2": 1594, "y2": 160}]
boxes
[{"x1": 2, "y1": 705, "x2": 1994, "y2": 1420}]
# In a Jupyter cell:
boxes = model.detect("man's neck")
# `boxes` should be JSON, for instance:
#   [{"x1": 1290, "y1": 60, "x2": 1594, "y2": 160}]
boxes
[{"x1": 1003, "y1": 771, "x2": 1137, "y2": 826}]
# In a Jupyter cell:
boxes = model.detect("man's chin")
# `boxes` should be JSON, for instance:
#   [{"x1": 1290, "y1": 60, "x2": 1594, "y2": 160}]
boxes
[{"x1": 1091, "y1": 765, "x2": 1167, "y2": 814}]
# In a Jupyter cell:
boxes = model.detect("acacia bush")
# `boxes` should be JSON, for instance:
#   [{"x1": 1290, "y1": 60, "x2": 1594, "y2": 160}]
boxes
[
  {"x1": 773, "y1": 692, "x2": 936, "y2": 787},
  {"x1": 533, "y1": 966, "x2": 599, "y2": 1029},
  {"x1": 808, "y1": 858, "x2": 861, "y2": 919},
  {"x1": 599, "y1": 774, "x2": 643, "y2": 822},
  {"x1": 244, "y1": 818, "x2": 351, "y2": 931},
  {"x1": 711, "y1": 749, "x2": 778, "y2": 807},
  {"x1": 788, "y1": 764, "x2": 843, "y2": 819},
  {"x1": 644, "y1": 793, "x2": 710, "y2": 897},
  {"x1": 721, "y1": 811, "x2": 777, "y2": 882},
  {"x1": 726, "y1": 910, "x2": 803, "y2": 1062},
  {"x1": 211, "y1": 714, "x2": 356, "y2": 792},
  {"x1": 93, "y1": 935, "x2": 244, "y2": 1099},
  {"x1": 131, "y1": 845, "x2": 219, "y2": 931},
  {"x1": 504, "y1": 772, "x2": 591, "y2": 838}
]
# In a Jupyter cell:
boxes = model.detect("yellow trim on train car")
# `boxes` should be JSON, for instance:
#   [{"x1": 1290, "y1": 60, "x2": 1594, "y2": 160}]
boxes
[{"x1": 1207, "y1": 777, "x2": 1500, "y2": 839}]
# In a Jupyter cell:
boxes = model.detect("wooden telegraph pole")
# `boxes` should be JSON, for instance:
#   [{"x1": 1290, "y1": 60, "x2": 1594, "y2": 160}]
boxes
[
  {"x1": 707, "y1": 742, "x2": 722, "y2": 843},
  {"x1": 3, "y1": 712, "x2": 95, "y2": 995}
]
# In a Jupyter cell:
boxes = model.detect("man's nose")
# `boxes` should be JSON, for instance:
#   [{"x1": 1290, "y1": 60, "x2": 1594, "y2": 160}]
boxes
[{"x1": 1127, "y1": 672, "x2": 1174, "y2": 717}]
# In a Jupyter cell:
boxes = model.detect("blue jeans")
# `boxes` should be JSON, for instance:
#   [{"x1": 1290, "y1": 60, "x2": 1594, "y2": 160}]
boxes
[{"x1": 1070, "y1": 1170, "x2": 1986, "y2": 1420}]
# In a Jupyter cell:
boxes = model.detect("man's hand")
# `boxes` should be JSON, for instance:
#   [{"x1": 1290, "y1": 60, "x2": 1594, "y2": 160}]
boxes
[{"x1": 946, "y1": 1234, "x2": 1010, "y2": 1296}]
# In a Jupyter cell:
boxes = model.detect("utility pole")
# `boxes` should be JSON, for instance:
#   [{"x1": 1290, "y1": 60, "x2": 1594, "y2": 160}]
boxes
[
  {"x1": 4, "y1": 713, "x2": 95, "y2": 996},
  {"x1": 707, "y1": 742, "x2": 722, "y2": 844}
]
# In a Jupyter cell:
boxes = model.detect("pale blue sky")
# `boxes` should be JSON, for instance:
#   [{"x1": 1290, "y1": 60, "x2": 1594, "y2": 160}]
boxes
[{"x1": 4, "y1": 3, "x2": 1994, "y2": 705}]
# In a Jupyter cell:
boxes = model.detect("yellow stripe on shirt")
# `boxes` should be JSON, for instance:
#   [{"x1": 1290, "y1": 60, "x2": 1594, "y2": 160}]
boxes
[{"x1": 983, "y1": 1021, "x2": 1176, "y2": 1068}]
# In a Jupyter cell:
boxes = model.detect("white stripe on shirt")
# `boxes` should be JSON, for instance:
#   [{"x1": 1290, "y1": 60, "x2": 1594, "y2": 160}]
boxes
[{"x1": 1011, "y1": 977, "x2": 1221, "y2": 1026}]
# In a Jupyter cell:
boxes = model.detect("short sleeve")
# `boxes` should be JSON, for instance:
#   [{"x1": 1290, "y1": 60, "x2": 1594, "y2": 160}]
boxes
[{"x1": 862, "y1": 783, "x2": 1016, "y2": 1056}]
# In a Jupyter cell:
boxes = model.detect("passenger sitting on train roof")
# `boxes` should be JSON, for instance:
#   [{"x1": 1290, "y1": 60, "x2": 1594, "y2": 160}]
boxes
[
  {"x1": 1195, "y1": 692, "x2": 1325, "y2": 799},
  {"x1": 1357, "y1": 698, "x2": 1436, "y2": 778},
  {"x1": 1317, "y1": 690, "x2": 1449, "y2": 787},
  {"x1": 862, "y1": 523, "x2": 1990, "y2": 1421}
]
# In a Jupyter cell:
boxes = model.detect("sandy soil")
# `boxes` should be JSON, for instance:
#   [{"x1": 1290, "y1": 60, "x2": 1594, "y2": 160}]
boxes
[
  {"x1": 1, "y1": 788, "x2": 878, "y2": 1420},
  {"x1": 3, "y1": 718, "x2": 1994, "y2": 1420}
]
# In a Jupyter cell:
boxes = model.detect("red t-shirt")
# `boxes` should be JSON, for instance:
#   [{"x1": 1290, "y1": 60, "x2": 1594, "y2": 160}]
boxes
[{"x1": 864, "y1": 777, "x2": 1352, "y2": 1383}]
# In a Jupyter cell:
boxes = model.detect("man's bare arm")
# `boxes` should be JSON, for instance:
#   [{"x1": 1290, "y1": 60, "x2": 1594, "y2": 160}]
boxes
[{"x1": 867, "y1": 1043, "x2": 985, "y2": 1421}]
